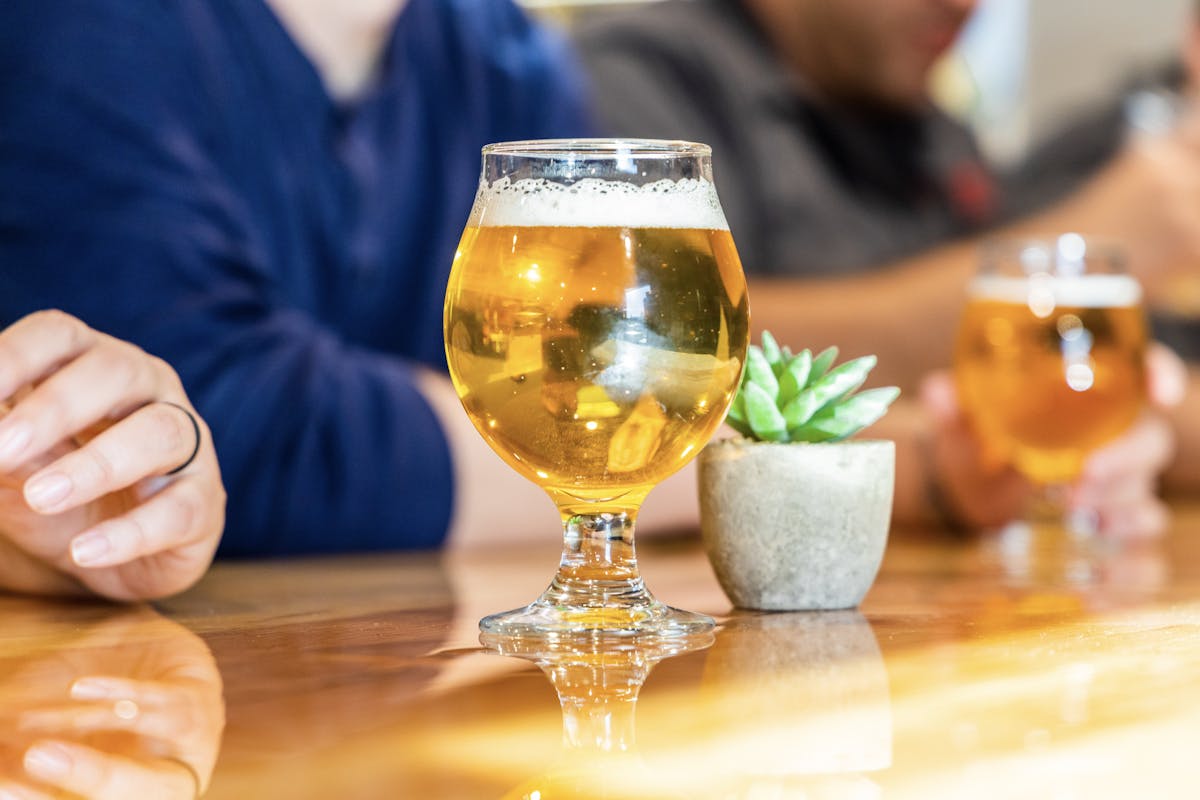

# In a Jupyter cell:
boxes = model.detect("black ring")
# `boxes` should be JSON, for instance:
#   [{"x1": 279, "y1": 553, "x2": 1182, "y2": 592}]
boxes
[{"x1": 161, "y1": 401, "x2": 202, "y2": 476}]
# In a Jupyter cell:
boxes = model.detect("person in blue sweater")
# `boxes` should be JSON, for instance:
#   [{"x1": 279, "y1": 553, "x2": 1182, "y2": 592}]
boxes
[{"x1": 0, "y1": 0, "x2": 603, "y2": 560}]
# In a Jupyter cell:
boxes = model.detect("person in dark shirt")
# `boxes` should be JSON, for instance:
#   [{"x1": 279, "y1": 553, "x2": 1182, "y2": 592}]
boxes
[
  {"x1": 575, "y1": 0, "x2": 1200, "y2": 535},
  {"x1": 0, "y1": 0, "x2": 603, "y2": 558}
]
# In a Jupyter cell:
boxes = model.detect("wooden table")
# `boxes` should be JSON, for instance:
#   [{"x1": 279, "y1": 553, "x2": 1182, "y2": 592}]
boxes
[{"x1": 5, "y1": 504, "x2": 1200, "y2": 799}]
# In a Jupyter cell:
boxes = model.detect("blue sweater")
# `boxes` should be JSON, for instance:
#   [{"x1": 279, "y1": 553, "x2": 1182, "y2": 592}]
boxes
[{"x1": 0, "y1": 0, "x2": 592, "y2": 555}]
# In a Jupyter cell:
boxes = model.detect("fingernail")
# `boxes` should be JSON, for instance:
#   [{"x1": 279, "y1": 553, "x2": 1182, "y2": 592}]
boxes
[
  {"x1": 25, "y1": 472, "x2": 72, "y2": 511},
  {"x1": 24, "y1": 742, "x2": 73, "y2": 780},
  {"x1": 0, "y1": 421, "x2": 31, "y2": 464},
  {"x1": 71, "y1": 532, "x2": 113, "y2": 567},
  {"x1": 69, "y1": 677, "x2": 113, "y2": 700}
]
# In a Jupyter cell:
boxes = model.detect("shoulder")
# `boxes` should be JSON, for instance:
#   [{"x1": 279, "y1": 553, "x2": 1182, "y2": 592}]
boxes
[
  {"x1": 401, "y1": 0, "x2": 591, "y2": 135},
  {"x1": 572, "y1": 0, "x2": 772, "y2": 113},
  {"x1": 409, "y1": 0, "x2": 578, "y2": 82},
  {"x1": 573, "y1": 0, "x2": 733, "y2": 63},
  {"x1": 0, "y1": 0, "x2": 187, "y2": 69}
]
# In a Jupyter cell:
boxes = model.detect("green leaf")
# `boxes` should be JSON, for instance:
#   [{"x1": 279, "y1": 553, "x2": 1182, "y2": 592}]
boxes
[
  {"x1": 787, "y1": 425, "x2": 839, "y2": 443},
  {"x1": 777, "y1": 348, "x2": 812, "y2": 405},
  {"x1": 801, "y1": 387, "x2": 900, "y2": 441},
  {"x1": 781, "y1": 386, "x2": 823, "y2": 430},
  {"x1": 745, "y1": 345, "x2": 779, "y2": 401},
  {"x1": 810, "y1": 346, "x2": 839, "y2": 380},
  {"x1": 811, "y1": 354, "x2": 876, "y2": 408},
  {"x1": 781, "y1": 355, "x2": 876, "y2": 430},
  {"x1": 743, "y1": 381, "x2": 788, "y2": 442},
  {"x1": 760, "y1": 330, "x2": 784, "y2": 376}
]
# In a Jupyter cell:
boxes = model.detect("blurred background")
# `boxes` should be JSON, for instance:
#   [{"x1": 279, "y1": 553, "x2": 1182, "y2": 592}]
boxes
[{"x1": 523, "y1": 0, "x2": 1195, "y2": 168}]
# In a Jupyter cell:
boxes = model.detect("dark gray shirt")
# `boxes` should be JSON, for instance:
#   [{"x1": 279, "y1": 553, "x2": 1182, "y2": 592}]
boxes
[{"x1": 573, "y1": 0, "x2": 997, "y2": 277}]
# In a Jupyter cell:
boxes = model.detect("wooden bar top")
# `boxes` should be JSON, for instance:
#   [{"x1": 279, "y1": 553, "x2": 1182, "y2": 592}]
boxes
[{"x1": 5, "y1": 504, "x2": 1200, "y2": 799}]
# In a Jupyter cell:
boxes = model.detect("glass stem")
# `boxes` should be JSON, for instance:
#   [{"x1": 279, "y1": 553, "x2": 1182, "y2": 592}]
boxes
[
  {"x1": 543, "y1": 511, "x2": 647, "y2": 608},
  {"x1": 559, "y1": 691, "x2": 639, "y2": 753}
]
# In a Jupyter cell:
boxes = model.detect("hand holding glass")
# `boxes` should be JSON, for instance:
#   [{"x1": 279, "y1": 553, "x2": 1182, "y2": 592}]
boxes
[{"x1": 954, "y1": 236, "x2": 1148, "y2": 535}]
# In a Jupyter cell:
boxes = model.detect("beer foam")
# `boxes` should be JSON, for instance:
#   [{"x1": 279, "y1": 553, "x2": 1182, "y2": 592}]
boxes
[
  {"x1": 969, "y1": 274, "x2": 1142, "y2": 308},
  {"x1": 469, "y1": 177, "x2": 729, "y2": 230}
]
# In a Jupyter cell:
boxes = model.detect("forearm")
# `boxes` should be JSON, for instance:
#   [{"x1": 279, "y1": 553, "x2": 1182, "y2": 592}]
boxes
[
  {"x1": 748, "y1": 240, "x2": 976, "y2": 391},
  {"x1": 749, "y1": 144, "x2": 1191, "y2": 393},
  {"x1": 415, "y1": 370, "x2": 559, "y2": 550}
]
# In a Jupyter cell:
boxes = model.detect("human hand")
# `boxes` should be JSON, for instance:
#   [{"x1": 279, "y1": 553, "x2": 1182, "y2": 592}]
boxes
[
  {"x1": 922, "y1": 344, "x2": 1185, "y2": 539},
  {"x1": 0, "y1": 311, "x2": 225, "y2": 600},
  {"x1": 0, "y1": 600, "x2": 223, "y2": 799}
]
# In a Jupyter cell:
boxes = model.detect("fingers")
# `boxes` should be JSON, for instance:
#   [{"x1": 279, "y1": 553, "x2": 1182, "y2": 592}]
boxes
[
  {"x1": 66, "y1": 478, "x2": 213, "y2": 569},
  {"x1": 18, "y1": 677, "x2": 207, "y2": 744},
  {"x1": 1072, "y1": 474, "x2": 1168, "y2": 540},
  {"x1": 1072, "y1": 413, "x2": 1175, "y2": 540},
  {"x1": 0, "y1": 780, "x2": 57, "y2": 800},
  {"x1": 0, "y1": 311, "x2": 97, "y2": 402},
  {"x1": 0, "y1": 336, "x2": 167, "y2": 474},
  {"x1": 1098, "y1": 496, "x2": 1171, "y2": 541},
  {"x1": 1145, "y1": 342, "x2": 1187, "y2": 409},
  {"x1": 20, "y1": 740, "x2": 197, "y2": 800},
  {"x1": 22, "y1": 403, "x2": 201, "y2": 516},
  {"x1": 918, "y1": 370, "x2": 959, "y2": 422},
  {"x1": 1081, "y1": 413, "x2": 1175, "y2": 485}
]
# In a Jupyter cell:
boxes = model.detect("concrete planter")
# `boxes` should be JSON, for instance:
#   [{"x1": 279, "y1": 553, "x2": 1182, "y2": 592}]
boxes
[{"x1": 698, "y1": 439, "x2": 894, "y2": 610}]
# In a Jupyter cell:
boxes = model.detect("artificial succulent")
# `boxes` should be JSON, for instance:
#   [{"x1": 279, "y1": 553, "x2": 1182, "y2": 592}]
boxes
[{"x1": 726, "y1": 331, "x2": 899, "y2": 443}]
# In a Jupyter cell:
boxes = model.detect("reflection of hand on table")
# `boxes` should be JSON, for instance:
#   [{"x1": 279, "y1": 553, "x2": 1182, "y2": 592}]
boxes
[{"x1": 0, "y1": 601, "x2": 224, "y2": 798}]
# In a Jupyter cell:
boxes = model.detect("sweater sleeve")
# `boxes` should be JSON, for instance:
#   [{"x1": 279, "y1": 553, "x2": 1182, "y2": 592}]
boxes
[{"x1": 0, "y1": 3, "x2": 454, "y2": 555}]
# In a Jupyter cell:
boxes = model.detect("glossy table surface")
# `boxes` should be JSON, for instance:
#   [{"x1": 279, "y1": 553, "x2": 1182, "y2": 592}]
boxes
[{"x1": 6, "y1": 504, "x2": 1200, "y2": 799}]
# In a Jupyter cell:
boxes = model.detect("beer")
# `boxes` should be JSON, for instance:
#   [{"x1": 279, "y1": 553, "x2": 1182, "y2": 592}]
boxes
[
  {"x1": 444, "y1": 178, "x2": 749, "y2": 509},
  {"x1": 955, "y1": 274, "x2": 1147, "y2": 484}
]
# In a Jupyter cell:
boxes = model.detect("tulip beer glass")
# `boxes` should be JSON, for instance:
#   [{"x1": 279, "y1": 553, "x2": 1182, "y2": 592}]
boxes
[
  {"x1": 444, "y1": 140, "x2": 749, "y2": 637},
  {"x1": 955, "y1": 235, "x2": 1147, "y2": 533}
]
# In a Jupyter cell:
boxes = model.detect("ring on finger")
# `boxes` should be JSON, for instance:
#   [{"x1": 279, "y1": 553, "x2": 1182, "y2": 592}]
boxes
[{"x1": 158, "y1": 402, "x2": 201, "y2": 476}]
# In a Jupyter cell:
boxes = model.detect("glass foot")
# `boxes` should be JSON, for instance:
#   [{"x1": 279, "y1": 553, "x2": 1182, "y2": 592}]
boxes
[
  {"x1": 481, "y1": 509, "x2": 714, "y2": 638},
  {"x1": 480, "y1": 595, "x2": 714, "y2": 638}
]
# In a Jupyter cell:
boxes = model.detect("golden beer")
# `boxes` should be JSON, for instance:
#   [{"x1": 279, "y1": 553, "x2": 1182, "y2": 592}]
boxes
[
  {"x1": 446, "y1": 223, "x2": 749, "y2": 510},
  {"x1": 955, "y1": 274, "x2": 1147, "y2": 484},
  {"x1": 449, "y1": 140, "x2": 745, "y2": 637}
]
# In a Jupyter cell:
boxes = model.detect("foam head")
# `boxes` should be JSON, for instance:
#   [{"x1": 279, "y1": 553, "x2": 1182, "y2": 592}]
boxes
[
  {"x1": 469, "y1": 177, "x2": 729, "y2": 230},
  {"x1": 969, "y1": 274, "x2": 1143, "y2": 309}
]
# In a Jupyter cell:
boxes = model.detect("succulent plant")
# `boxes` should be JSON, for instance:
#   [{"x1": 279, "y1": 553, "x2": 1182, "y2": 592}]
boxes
[{"x1": 726, "y1": 331, "x2": 900, "y2": 443}]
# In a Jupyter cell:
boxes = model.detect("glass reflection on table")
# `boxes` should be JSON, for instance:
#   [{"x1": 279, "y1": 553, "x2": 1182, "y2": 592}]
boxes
[
  {"x1": 0, "y1": 599, "x2": 224, "y2": 799},
  {"x1": 484, "y1": 631, "x2": 714, "y2": 800},
  {"x1": 482, "y1": 610, "x2": 892, "y2": 799}
]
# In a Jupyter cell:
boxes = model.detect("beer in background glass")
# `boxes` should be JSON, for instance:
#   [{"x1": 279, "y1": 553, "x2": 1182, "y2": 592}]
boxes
[
  {"x1": 444, "y1": 139, "x2": 749, "y2": 638},
  {"x1": 955, "y1": 235, "x2": 1147, "y2": 534}
]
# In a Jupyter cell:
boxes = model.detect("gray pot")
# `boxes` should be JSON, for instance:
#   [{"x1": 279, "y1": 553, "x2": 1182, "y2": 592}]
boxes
[{"x1": 698, "y1": 439, "x2": 894, "y2": 610}]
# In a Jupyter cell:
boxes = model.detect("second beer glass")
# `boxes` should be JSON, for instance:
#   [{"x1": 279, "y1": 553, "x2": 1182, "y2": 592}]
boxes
[{"x1": 955, "y1": 235, "x2": 1147, "y2": 534}]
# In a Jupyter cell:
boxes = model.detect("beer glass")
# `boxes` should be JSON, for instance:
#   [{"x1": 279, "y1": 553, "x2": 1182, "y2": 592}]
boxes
[
  {"x1": 954, "y1": 235, "x2": 1147, "y2": 534},
  {"x1": 444, "y1": 140, "x2": 749, "y2": 637}
]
